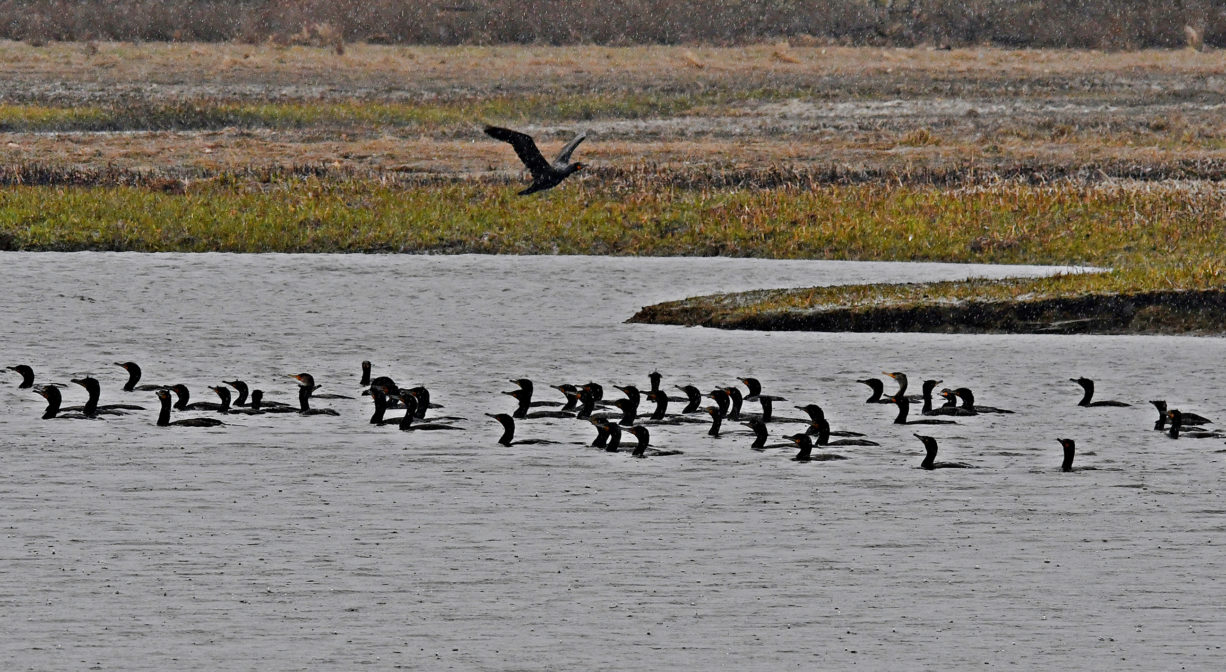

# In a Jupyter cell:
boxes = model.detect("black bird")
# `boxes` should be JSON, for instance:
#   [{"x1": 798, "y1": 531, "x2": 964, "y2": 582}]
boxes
[
  {"x1": 625, "y1": 425, "x2": 683, "y2": 458},
  {"x1": 292, "y1": 373, "x2": 353, "y2": 399},
  {"x1": 784, "y1": 433, "x2": 848, "y2": 462},
  {"x1": 810, "y1": 417, "x2": 879, "y2": 446},
  {"x1": 913, "y1": 434, "x2": 974, "y2": 469},
  {"x1": 1057, "y1": 438, "x2": 1097, "y2": 472},
  {"x1": 250, "y1": 389, "x2": 298, "y2": 414},
  {"x1": 295, "y1": 384, "x2": 340, "y2": 416},
  {"x1": 742, "y1": 419, "x2": 793, "y2": 451},
  {"x1": 32, "y1": 386, "x2": 89, "y2": 420},
  {"x1": 115, "y1": 361, "x2": 165, "y2": 392},
  {"x1": 209, "y1": 386, "x2": 261, "y2": 415},
  {"x1": 7, "y1": 364, "x2": 36, "y2": 389},
  {"x1": 928, "y1": 388, "x2": 968, "y2": 416},
  {"x1": 1167, "y1": 410, "x2": 1226, "y2": 439},
  {"x1": 857, "y1": 377, "x2": 893, "y2": 404},
  {"x1": 154, "y1": 389, "x2": 223, "y2": 427},
  {"x1": 795, "y1": 404, "x2": 866, "y2": 436},
  {"x1": 588, "y1": 417, "x2": 623, "y2": 452},
  {"x1": 504, "y1": 388, "x2": 573, "y2": 419},
  {"x1": 71, "y1": 376, "x2": 144, "y2": 417},
  {"x1": 395, "y1": 391, "x2": 462, "y2": 431},
  {"x1": 360, "y1": 360, "x2": 373, "y2": 387},
  {"x1": 643, "y1": 390, "x2": 707, "y2": 424},
  {"x1": 703, "y1": 406, "x2": 725, "y2": 437},
  {"x1": 1150, "y1": 400, "x2": 1211, "y2": 430},
  {"x1": 1070, "y1": 377, "x2": 1130, "y2": 407},
  {"x1": 484, "y1": 125, "x2": 586, "y2": 195},
  {"x1": 675, "y1": 385, "x2": 704, "y2": 413},
  {"x1": 952, "y1": 387, "x2": 1014, "y2": 415},
  {"x1": 169, "y1": 384, "x2": 223, "y2": 412},
  {"x1": 487, "y1": 413, "x2": 557, "y2": 446},
  {"x1": 508, "y1": 378, "x2": 560, "y2": 408},
  {"x1": 891, "y1": 395, "x2": 956, "y2": 425},
  {"x1": 224, "y1": 380, "x2": 289, "y2": 408},
  {"x1": 884, "y1": 372, "x2": 922, "y2": 402}
]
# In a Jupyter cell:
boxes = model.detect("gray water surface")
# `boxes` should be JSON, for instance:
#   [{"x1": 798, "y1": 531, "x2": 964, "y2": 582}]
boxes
[{"x1": 2, "y1": 253, "x2": 1223, "y2": 670}]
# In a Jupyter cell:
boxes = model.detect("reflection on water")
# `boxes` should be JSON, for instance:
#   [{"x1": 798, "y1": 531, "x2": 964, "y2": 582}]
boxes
[{"x1": 1, "y1": 253, "x2": 1223, "y2": 670}]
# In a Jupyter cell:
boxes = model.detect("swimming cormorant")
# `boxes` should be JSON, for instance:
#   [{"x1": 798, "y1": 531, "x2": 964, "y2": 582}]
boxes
[
  {"x1": 295, "y1": 384, "x2": 340, "y2": 416},
  {"x1": 1150, "y1": 400, "x2": 1210, "y2": 430},
  {"x1": 810, "y1": 416, "x2": 879, "y2": 446},
  {"x1": 913, "y1": 434, "x2": 974, "y2": 469},
  {"x1": 169, "y1": 384, "x2": 223, "y2": 411},
  {"x1": 953, "y1": 388, "x2": 1014, "y2": 414},
  {"x1": 115, "y1": 361, "x2": 165, "y2": 392},
  {"x1": 857, "y1": 378, "x2": 893, "y2": 404},
  {"x1": 704, "y1": 406, "x2": 724, "y2": 437},
  {"x1": 1167, "y1": 410, "x2": 1226, "y2": 439},
  {"x1": 891, "y1": 395, "x2": 957, "y2": 425},
  {"x1": 794, "y1": 404, "x2": 866, "y2": 436},
  {"x1": 504, "y1": 388, "x2": 573, "y2": 419},
  {"x1": 742, "y1": 419, "x2": 793, "y2": 450},
  {"x1": 71, "y1": 376, "x2": 144, "y2": 417},
  {"x1": 1070, "y1": 377, "x2": 1130, "y2": 407},
  {"x1": 395, "y1": 391, "x2": 461, "y2": 430},
  {"x1": 784, "y1": 433, "x2": 849, "y2": 462},
  {"x1": 209, "y1": 386, "x2": 261, "y2": 415},
  {"x1": 154, "y1": 389, "x2": 224, "y2": 427},
  {"x1": 487, "y1": 413, "x2": 558, "y2": 446},
  {"x1": 484, "y1": 125, "x2": 586, "y2": 195},
  {"x1": 224, "y1": 380, "x2": 289, "y2": 408},
  {"x1": 625, "y1": 425, "x2": 683, "y2": 458},
  {"x1": 7, "y1": 364, "x2": 36, "y2": 389},
  {"x1": 33, "y1": 385, "x2": 89, "y2": 419},
  {"x1": 292, "y1": 373, "x2": 353, "y2": 399},
  {"x1": 675, "y1": 385, "x2": 703, "y2": 413},
  {"x1": 1057, "y1": 438, "x2": 1097, "y2": 472}
]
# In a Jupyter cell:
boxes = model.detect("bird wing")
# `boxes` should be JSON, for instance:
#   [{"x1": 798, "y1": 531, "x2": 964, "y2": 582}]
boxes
[
  {"x1": 484, "y1": 125, "x2": 551, "y2": 177},
  {"x1": 552, "y1": 131, "x2": 587, "y2": 165}
]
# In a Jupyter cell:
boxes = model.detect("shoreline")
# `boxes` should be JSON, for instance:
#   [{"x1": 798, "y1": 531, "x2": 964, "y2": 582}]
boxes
[{"x1": 628, "y1": 285, "x2": 1226, "y2": 335}]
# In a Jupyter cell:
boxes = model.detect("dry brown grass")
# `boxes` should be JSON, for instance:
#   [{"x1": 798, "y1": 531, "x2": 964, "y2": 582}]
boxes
[{"x1": 2, "y1": 42, "x2": 1225, "y2": 188}]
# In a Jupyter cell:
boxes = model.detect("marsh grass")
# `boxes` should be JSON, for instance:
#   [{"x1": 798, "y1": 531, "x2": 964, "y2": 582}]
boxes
[
  {"x1": 0, "y1": 93, "x2": 708, "y2": 133},
  {"x1": 2, "y1": 178, "x2": 1222, "y2": 266}
]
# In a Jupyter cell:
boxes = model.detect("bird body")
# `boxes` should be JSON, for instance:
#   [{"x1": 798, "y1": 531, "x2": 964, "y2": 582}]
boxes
[{"x1": 484, "y1": 125, "x2": 586, "y2": 195}]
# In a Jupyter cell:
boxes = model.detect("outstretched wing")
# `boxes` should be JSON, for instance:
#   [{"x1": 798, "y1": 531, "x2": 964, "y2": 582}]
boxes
[
  {"x1": 484, "y1": 125, "x2": 551, "y2": 178},
  {"x1": 552, "y1": 131, "x2": 587, "y2": 165}
]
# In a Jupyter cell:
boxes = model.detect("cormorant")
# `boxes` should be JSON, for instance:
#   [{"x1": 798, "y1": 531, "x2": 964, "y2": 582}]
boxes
[
  {"x1": 169, "y1": 384, "x2": 223, "y2": 412},
  {"x1": 626, "y1": 425, "x2": 683, "y2": 458},
  {"x1": 71, "y1": 376, "x2": 144, "y2": 417},
  {"x1": 154, "y1": 389, "x2": 223, "y2": 427},
  {"x1": 913, "y1": 434, "x2": 974, "y2": 469},
  {"x1": 891, "y1": 395, "x2": 957, "y2": 425},
  {"x1": 487, "y1": 413, "x2": 557, "y2": 446},
  {"x1": 784, "y1": 433, "x2": 848, "y2": 462},
  {"x1": 1070, "y1": 377, "x2": 1130, "y2": 407},
  {"x1": 33, "y1": 385, "x2": 89, "y2": 419},
  {"x1": 115, "y1": 361, "x2": 164, "y2": 392},
  {"x1": 484, "y1": 125, "x2": 586, "y2": 195},
  {"x1": 1058, "y1": 438, "x2": 1097, "y2": 472}
]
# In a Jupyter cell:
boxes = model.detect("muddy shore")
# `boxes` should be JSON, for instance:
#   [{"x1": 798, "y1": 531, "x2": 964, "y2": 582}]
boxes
[{"x1": 629, "y1": 287, "x2": 1226, "y2": 335}]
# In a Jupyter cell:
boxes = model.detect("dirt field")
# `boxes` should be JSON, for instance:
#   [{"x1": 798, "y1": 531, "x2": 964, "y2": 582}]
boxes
[{"x1": 3, "y1": 41, "x2": 1226, "y2": 183}]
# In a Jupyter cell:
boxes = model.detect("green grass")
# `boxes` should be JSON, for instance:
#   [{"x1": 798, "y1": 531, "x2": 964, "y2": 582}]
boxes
[
  {"x1": 0, "y1": 91, "x2": 760, "y2": 132},
  {"x1": 2, "y1": 178, "x2": 1223, "y2": 313}
]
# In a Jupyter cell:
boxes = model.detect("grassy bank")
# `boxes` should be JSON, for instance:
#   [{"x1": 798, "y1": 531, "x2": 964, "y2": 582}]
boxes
[{"x1": 1, "y1": 177, "x2": 1223, "y2": 263}]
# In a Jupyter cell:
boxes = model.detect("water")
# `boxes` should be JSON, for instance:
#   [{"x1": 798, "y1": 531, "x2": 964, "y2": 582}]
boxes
[{"x1": 2, "y1": 253, "x2": 1224, "y2": 670}]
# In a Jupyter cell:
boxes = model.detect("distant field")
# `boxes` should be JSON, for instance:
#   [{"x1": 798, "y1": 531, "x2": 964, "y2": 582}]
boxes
[
  {"x1": 0, "y1": 0, "x2": 1221, "y2": 49},
  {"x1": 1, "y1": 41, "x2": 1224, "y2": 329}
]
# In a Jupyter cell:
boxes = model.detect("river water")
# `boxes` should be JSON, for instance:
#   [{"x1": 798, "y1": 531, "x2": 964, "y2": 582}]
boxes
[{"x1": 2, "y1": 253, "x2": 1223, "y2": 670}]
